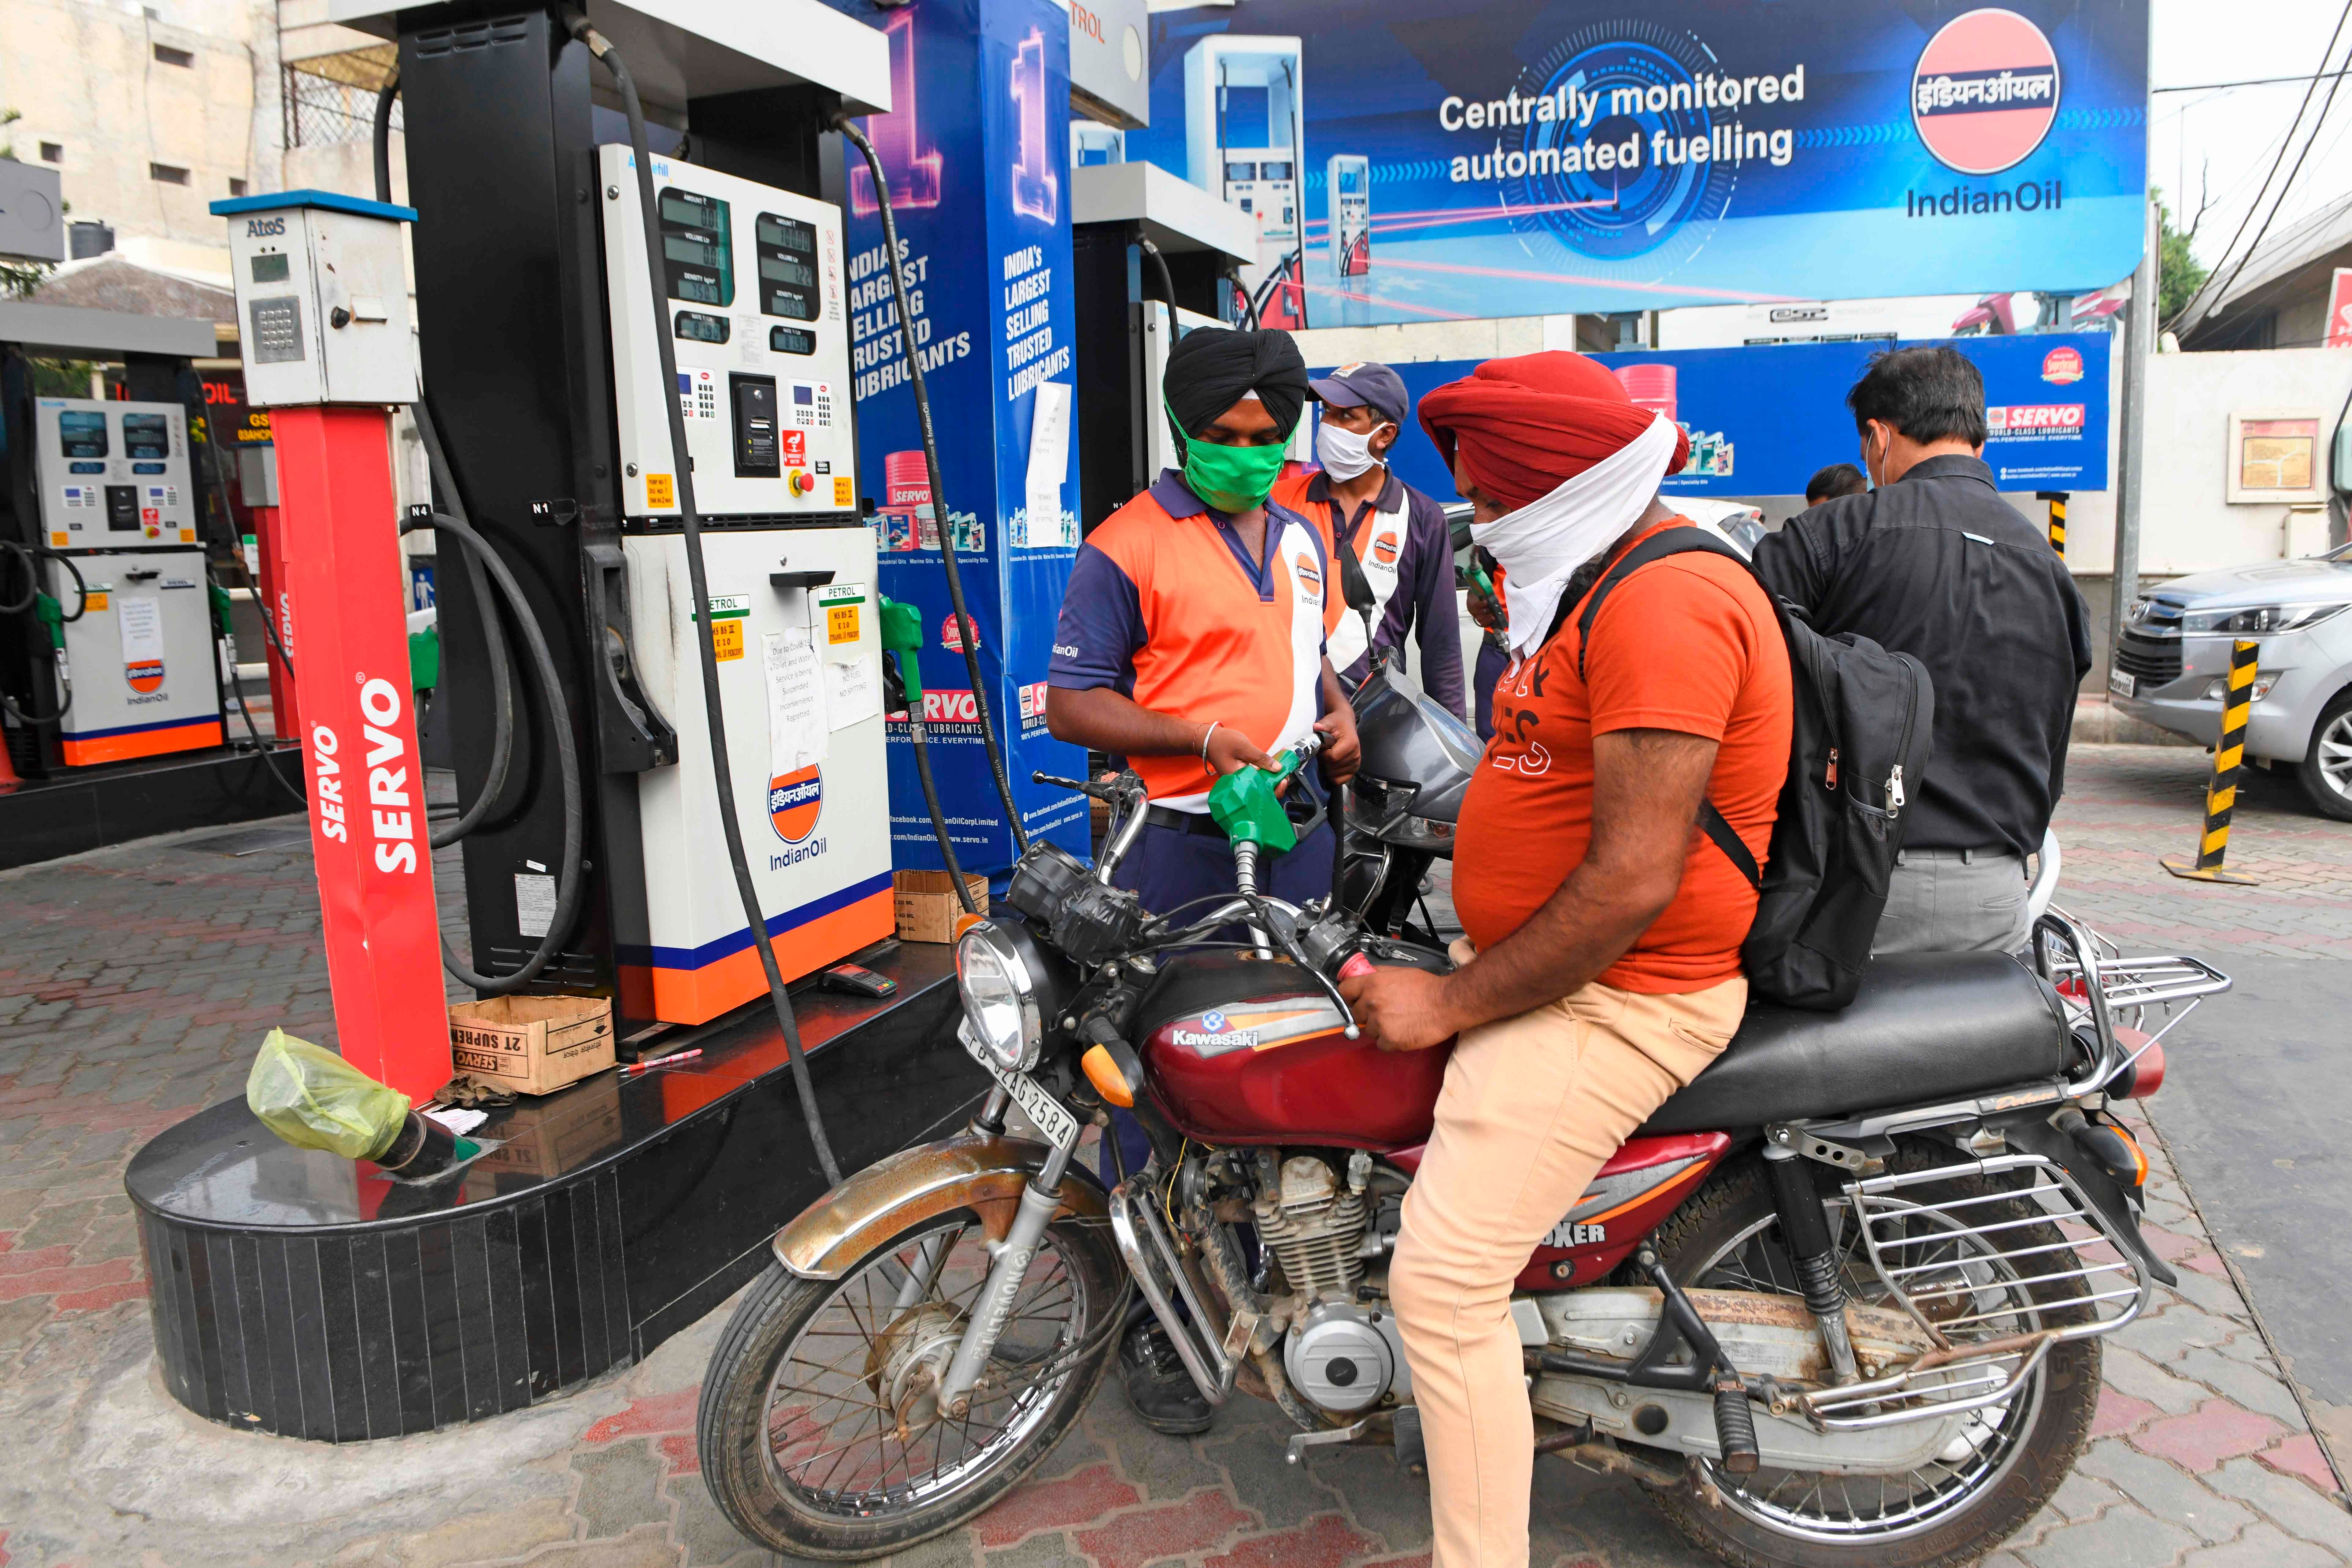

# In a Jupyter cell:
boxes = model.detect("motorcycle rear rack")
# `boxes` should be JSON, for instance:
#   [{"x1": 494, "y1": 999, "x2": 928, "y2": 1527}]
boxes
[
  {"x1": 2032, "y1": 910, "x2": 2232, "y2": 1092},
  {"x1": 1107, "y1": 1176, "x2": 1241, "y2": 1406},
  {"x1": 1797, "y1": 1151, "x2": 2152, "y2": 1433}
]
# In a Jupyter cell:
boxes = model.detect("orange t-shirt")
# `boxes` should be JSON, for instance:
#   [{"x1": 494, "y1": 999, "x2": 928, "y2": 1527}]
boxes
[{"x1": 1450, "y1": 522, "x2": 1791, "y2": 993}]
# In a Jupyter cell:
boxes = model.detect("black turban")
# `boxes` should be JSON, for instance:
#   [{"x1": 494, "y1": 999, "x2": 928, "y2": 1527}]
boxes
[{"x1": 1163, "y1": 327, "x2": 1310, "y2": 440}]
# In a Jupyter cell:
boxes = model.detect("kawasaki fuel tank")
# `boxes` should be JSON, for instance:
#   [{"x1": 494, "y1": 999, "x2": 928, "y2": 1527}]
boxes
[{"x1": 1139, "y1": 952, "x2": 1449, "y2": 1148}]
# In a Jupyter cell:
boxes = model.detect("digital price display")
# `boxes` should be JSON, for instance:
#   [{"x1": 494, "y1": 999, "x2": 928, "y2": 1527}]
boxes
[
  {"x1": 756, "y1": 211, "x2": 820, "y2": 323},
  {"x1": 657, "y1": 187, "x2": 733, "y2": 308}
]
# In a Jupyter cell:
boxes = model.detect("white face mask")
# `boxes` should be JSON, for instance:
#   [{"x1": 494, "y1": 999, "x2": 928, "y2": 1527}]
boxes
[
  {"x1": 1315, "y1": 417, "x2": 1391, "y2": 482},
  {"x1": 1470, "y1": 412, "x2": 1683, "y2": 664}
]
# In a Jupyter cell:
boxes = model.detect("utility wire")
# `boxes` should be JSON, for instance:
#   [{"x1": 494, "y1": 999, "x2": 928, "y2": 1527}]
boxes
[
  {"x1": 2180, "y1": 20, "x2": 2352, "y2": 332},
  {"x1": 2154, "y1": 68, "x2": 2352, "y2": 94},
  {"x1": 2166, "y1": 0, "x2": 2352, "y2": 332}
]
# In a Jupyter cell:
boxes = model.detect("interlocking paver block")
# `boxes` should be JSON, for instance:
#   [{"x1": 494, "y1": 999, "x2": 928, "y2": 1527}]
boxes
[
  {"x1": 2078, "y1": 1437, "x2": 2258, "y2": 1543},
  {"x1": 2135, "y1": 1401, "x2": 2292, "y2": 1474},
  {"x1": 2206, "y1": 1458, "x2": 2352, "y2": 1552}
]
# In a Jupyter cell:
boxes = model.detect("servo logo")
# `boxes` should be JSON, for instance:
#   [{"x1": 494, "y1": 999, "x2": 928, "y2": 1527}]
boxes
[
  {"x1": 768, "y1": 765, "x2": 824, "y2": 843},
  {"x1": 2041, "y1": 346, "x2": 2085, "y2": 384},
  {"x1": 1912, "y1": 9, "x2": 2061, "y2": 176}
]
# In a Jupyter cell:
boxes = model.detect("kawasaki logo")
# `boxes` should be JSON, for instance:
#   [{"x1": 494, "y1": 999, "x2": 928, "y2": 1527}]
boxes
[{"x1": 1172, "y1": 1023, "x2": 1258, "y2": 1050}]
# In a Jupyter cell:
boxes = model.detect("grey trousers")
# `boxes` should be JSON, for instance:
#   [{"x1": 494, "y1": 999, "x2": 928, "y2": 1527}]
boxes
[{"x1": 1872, "y1": 847, "x2": 2030, "y2": 955}]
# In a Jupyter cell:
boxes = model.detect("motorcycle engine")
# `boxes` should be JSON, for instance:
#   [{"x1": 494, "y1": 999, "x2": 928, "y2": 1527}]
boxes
[{"x1": 1255, "y1": 1152, "x2": 1412, "y2": 1414}]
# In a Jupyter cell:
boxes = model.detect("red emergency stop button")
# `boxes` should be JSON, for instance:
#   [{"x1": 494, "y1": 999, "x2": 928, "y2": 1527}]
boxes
[{"x1": 789, "y1": 470, "x2": 815, "y2": 496}]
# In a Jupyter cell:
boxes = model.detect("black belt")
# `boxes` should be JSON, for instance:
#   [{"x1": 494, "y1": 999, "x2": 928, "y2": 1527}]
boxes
[
  {"x1": 1142, "y1": 801, "x2": 1329, "y2": 841},
  {"x1": 1144, "y1": 804, "x2": 1229, "y2": 838}
]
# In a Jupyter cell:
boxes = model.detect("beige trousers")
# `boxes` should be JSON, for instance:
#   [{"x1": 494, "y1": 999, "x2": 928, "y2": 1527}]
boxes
[{"x1": 1390, "y1": 962, "x2": 1747, "y2": 1568}]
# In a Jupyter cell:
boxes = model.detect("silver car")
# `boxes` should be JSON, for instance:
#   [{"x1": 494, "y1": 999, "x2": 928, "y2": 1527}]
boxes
[{"x1": 2110, "y1": 541, "x2": 2352, "y2": 819}]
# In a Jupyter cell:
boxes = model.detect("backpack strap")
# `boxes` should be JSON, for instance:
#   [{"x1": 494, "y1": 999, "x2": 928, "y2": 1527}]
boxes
[
  {"x1": 1563, "y1": 527, "x2": 1762, "y2": 890},
  {"x1": 1571, "y1": 526, "x2": 1744, "y2": 681}
]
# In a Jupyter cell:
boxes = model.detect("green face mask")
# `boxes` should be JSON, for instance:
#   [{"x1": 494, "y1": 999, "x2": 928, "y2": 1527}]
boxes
[{"x1": 1171, "y1": 408, "x2": 1290, "y2": 514}]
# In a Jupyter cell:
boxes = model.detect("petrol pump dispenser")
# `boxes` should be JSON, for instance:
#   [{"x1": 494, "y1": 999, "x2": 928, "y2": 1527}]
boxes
[
  {"x1": 1183, "y1": 35, "x2": 1306, "y2": 324},
  {"x1": 25, "y1": 397, "x2": 224, "y2": 764},
  {"x1": 596, "y1": 145, "x2": 893, "y2": 1024}
]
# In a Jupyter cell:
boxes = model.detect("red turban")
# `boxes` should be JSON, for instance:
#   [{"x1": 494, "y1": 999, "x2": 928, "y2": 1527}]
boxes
[{"x1": 1418, "y1": 351, "x2": 1691, "y2": 512}]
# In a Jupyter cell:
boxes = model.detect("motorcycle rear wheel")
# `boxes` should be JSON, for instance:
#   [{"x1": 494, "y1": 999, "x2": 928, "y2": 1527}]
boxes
[
  {"x1": 1641, "y1": 1147, "x2": 2099, "y2": 1568},
  {"x1": 697, "y1": 1209, "x2": 1123, "y2": 1561}
]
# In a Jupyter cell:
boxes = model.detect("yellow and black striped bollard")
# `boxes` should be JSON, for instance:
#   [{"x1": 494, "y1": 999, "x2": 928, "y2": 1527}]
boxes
[
  {"x1": 2161, "y1": 638, "x2": 2261, "y2": 884},
  {"x1": 2037, "y1": 490, "x2": 2069, "y2": 558}
]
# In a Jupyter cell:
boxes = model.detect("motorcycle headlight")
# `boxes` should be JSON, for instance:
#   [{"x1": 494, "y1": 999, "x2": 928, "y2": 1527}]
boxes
[
  {"x1": 957, "y1": 922, "x2": 1042, "y2": 1072},
  {"x1": 2182, "y1": 602, "x2": 2350, "y2": 636}
]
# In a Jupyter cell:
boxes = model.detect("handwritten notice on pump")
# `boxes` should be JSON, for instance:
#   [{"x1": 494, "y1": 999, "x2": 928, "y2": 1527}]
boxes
[
  {"x1": 826, "y1": 656, "x2": 879, "y2": 729},
  {"x1": 762, "y1": 628, "x2": 828, "y2": 777}
]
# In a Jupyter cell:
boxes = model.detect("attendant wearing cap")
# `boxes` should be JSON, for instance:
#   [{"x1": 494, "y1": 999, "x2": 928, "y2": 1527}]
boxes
[
  {"x1": 1272, "y1": 362, "x2": 1467, "y2": 717},
  {"x1": 1338, "y1": 352, "x2": 1791, "y2": 1568},
  {"x1": 1047, "y1": 326, "x2": 1361, "y2": 1437}
]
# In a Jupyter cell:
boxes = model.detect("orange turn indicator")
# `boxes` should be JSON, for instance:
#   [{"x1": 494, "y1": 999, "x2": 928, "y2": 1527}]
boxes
[{"x1": 1082, "y1": 1044, "x2": 1136, "y2": 1108}]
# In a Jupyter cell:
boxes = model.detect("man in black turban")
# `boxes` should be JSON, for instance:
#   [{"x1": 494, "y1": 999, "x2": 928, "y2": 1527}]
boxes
[{"x1": 1042, "y1": 324, "x2": 1358, "y2": 1435}]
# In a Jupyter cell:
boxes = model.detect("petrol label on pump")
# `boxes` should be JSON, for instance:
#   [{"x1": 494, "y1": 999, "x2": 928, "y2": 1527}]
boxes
[{"x1": 701, "y1": 595, "x2": 751, "y2": 662}]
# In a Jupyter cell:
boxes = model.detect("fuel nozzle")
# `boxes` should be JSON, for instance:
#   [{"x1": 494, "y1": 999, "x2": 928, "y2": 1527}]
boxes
[
  {"x1": 1207, "y1": 743, "x2": 1311, "y2": 855},
  {"x1": 878, "y1": 593, "x2": 924, "y2": 710}
]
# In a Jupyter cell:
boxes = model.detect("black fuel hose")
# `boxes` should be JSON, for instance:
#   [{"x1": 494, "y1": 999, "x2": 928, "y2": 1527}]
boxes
[
  {"x1": 0, "y1": 542, "x2": 82, "y2": 727},
  {"x1": 372, "y1": 79, "x2": 523, "y2": 851},
  {"x1": 198, "y1": 406, "x2": 309, "y2": 804},
  {"x1": 835, "y1": 113, "x2": 1031, "y2": 858},
  {"x1": 1138, "y1": 231, "x2": 1179, "y2": 314},
  {"x1": 399, "y1": 507, "x2": 586, "y2": 996},
  {"x1": 570, "y1": 12, "x2": 842, "y2": 1184}
]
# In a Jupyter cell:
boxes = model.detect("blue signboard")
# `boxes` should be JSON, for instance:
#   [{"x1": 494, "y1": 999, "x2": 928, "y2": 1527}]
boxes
[
  {"x1": 839, "y1": 0, "x2": 1090, "y2": 873},
  {"x1": 1128, "y1": 2, "x2": 2146, "y2": 327},
  {"x1": 1327, "y1": 333, "x2": 2112, "y2": 501}
]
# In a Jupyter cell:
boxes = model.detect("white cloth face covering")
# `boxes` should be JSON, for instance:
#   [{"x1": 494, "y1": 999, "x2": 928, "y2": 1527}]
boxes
[{"x1": 1469, "y1": 411, "x2": 1682, "y2": 665}]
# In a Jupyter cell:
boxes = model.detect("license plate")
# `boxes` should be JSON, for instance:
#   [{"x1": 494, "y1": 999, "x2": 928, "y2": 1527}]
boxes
[
  {"x1": 960, "y1": 1023, "x2": 1081, "y2": 1149},
  {"x1": 2109, "y1": 669, "x2": 2136, "y2": 699}
]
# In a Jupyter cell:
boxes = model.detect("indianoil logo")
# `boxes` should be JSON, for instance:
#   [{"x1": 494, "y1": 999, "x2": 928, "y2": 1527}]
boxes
[
  {"x1": 1370, "y1": 533, "x2": 1400, "y2": 567},
  {"x1": 1293, "y1": 553, "x2": 1323, "y2": 602},
  {"x1": 768, "y1": 765, "x2": 823, "y2": 843},
  {"x1": 1911, "y1": 9, "x2": 2061, "y2": 176},
  {"x1": 126, "y1": 659, "x2": 164, "y2": 694}
]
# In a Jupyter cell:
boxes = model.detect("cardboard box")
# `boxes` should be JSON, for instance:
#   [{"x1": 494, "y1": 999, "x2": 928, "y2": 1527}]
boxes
[
  {"x1": 894, "y1": 870, "x2": 988, "y2": 945},
  {"x1": 447, "y1": 995, "x2": 615, "y2": 1096}
]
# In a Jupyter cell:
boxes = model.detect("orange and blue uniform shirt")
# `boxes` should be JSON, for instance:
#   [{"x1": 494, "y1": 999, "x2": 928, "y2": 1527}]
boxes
[
  {"x1": 1272, "y1": 467, "x2": 1466, "y2": 719},
  {"x1": 1048, "y1": 470, "x2": 1331, "y2": 811}
]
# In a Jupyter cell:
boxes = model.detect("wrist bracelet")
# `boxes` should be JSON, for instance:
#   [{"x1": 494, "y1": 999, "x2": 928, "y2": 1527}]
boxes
[{"x1": 1198, "y1": 721, "x2": 1221, "y2": 766}]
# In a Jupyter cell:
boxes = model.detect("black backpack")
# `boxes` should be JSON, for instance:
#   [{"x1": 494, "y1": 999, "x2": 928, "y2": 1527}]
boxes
[{"x1": 1567, "y1": 527, "x2": 1934, "y2": 1011}]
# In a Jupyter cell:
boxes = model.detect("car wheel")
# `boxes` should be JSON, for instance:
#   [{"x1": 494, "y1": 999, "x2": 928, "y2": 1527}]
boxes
[{"x1": 2298, "y1": 688, "x2": 2352, "y2": 822}]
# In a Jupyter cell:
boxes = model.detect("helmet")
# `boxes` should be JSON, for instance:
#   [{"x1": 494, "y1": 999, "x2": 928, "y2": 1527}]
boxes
[{"x1": 1348, "y1": 668, "x2": 1482, "y2": 856}]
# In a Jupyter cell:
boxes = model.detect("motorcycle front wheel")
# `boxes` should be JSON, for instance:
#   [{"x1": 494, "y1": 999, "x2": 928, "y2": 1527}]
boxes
[{"x1": 697, "y1": 1208, "x2": 1125, "y2": 1561}]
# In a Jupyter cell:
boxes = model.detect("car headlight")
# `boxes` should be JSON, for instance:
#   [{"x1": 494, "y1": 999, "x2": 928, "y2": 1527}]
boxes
[
  {"x1": 2182, "y1": 602, "x2": 2350, "y2": 636},
  {"x1": 957, "y1": 922, "x2": 1042, "y2": 1072}
]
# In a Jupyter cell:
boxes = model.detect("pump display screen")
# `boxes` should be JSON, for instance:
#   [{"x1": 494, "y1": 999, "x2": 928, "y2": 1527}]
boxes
[
  {"x1": 1339, "y1": 168, "x2": 1362, "y2": 194},
  {"x1": 58, "y1": 411, "x2": 107, "y2": 458},
  {"x1": 658, "y1": 186, "x2": 733, "y2": 308},
  {"x1": 674, "y1": 311, "x2": 730, "y2": 343},
  {"x1": 1261, "y1": 161, "x2": 1295, "y2": 182},
  {"x1": 250, "y1": 252, "x2": 291, "y2": 283},
  {"x1": 757, "y1": 215, "x2": 816, "y2": 253},
  {"x1": 770, "y1": 326, "x2": 815, "y2": 356},
  {"x1": 756, "y1": 210, "x2": 820, "y2": 322},
  {"x1": 122, "y1": 413, "x2": 170, "y2": 459},
  {"x1": 1225, "y1": 161, "x2": 1257, "y2": 182}
]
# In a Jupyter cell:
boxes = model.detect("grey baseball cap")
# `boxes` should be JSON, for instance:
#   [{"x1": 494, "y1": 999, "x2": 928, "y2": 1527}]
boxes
[{"x1": 1309, "y1": 361, "x2": 1409, "y2": 429}]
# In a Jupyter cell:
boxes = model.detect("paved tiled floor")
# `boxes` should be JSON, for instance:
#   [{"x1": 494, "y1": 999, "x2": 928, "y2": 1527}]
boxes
[{"x1": 0, "y1": 747, "x2": 2346, "y2": 1566}]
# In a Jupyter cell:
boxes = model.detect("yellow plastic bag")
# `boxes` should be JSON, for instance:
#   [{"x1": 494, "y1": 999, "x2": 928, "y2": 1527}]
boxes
[{"x1": 246, "y1": 1029, "x2": 411, "y2": 1161}]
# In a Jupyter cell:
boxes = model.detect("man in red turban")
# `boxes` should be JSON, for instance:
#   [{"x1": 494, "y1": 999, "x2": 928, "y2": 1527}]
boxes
[{"x1": 1343, "y1": 351, "x2": 1792, "y2": 1568}]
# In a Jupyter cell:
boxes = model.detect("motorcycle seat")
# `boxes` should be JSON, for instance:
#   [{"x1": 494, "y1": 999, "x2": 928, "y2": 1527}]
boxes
[{"x1": 1638, "y1": 953, "x2": 2080, "y2": 1135}]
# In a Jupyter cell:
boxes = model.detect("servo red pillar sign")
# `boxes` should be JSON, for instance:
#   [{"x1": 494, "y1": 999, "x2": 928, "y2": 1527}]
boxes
[
  {"x1": 272, "y1": 407, "x2": 451, "y2": 1100},
  {"x1": 214, "y1": 189, "x2": 450, "y2": 1104}
]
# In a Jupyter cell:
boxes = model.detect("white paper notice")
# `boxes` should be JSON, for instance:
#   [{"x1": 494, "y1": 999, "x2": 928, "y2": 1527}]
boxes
[
  {"x1": 825, "y1": 655, "x2": 880, "y2": 729},
  {"x1": 1023, "y1": 380, "x2": 1073, "y2": 547},
  {"x1": 762, "y1": 628, "x2": 829, "y2": 777},
  {"x1": 118, "y1": 596, "x2": 164, "y2": 663}
]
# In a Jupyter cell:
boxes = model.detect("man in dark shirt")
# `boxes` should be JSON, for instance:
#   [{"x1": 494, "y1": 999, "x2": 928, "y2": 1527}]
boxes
[{"x1": 1751, "y1": 346, "x2": 2091, "y2": 953}]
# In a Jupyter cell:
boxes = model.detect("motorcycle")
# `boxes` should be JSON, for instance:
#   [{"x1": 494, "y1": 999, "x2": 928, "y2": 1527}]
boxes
[{"x1": 695, "y1": 666, "x2": 2232, "y2": 1568}]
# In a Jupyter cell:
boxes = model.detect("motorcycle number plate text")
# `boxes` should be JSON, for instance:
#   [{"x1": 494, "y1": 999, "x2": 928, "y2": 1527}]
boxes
[{"x1": 960, "y1": 1024, "x2": 1080, "y2": 1150}]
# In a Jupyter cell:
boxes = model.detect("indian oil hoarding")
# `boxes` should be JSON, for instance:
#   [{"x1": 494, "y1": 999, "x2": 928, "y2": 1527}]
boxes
[
  {"x1": 1338, "y1": 332, "x2": 2113, "y2": 500},
  {"x1": 1126, "y1": 2, "x2": 2148, "y2": 328}
]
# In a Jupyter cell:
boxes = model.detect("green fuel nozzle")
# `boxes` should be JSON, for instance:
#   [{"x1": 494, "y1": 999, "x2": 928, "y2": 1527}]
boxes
[
  {"x1": 33, "y1": 592, "x2": 65, "y2": 652},
  {"x1": 1206, "y1": 744, "x2": 1311, "y2": 855},
  {"x1": 878, "y1": 594, "x2": 924, "y2": 704},
  {"x1": 209, "y1": 581, "x2": 236, "y2": 639}
]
